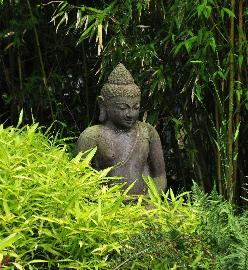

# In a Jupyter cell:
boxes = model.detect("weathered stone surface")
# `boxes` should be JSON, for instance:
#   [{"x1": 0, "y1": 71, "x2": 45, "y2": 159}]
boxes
[
  {"x1": 101, "y1": 63, "x2": 140, "y2": 99},
  {"x1": 76, "y1": 64, "x2": 166, "y2": 195}
]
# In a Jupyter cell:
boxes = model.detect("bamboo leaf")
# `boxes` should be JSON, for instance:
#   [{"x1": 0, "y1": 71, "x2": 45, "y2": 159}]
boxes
[
  {"x1": 238, "y1": 55, "x2": 243, "y2": 68},
  {"x1": 0, "y1": 233, "x2": 20, "y2": 251},
  {"x1": 2, "y1": 200, "x2": 11, "y2": 216},
  {"x1": 234, "y1": 122, "x2": 240, "y2": 142},
  {"x1": 98, "y1": 167, "x2": 113, "y2": 178},
  {"x1": 17, "y1": 109, "x2": 23, "y2": 128},
  {"x1": 81, "y1": 147, "x2": 97, "y2": 165},
  {"x1": 173, "y1": 42, "x2": 184, "y2": 55},
  {"x1": 97, "y1": 23, "x2": 103, "y2": 55},
  {"x1": 4, "y1": 42, "x2": 14, "y2": 51},
  {"x1": 76, "y1": 23, "x2": 95, "y2": 46},
  {"x1": 56, "y1": 13, "x2": 67, "y2": 32},
  {"x1": 210, "y1": 37, "x2": 216, "y2": 52},
  {"x1": 12, "y1": 263, "x2": 24, "y2": 270},
  {"x1": 221, "y1": 8, "x2": 236, "y2": 19},
  {"x1": 76, "y1": 10, "x2": 81, "y2": 28}
]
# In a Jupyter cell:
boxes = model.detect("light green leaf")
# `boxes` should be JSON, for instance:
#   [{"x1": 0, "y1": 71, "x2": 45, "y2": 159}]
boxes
[
  {"x1": 234, "y1": 122, "x2": 240, "y2": 142},
  {"x1": 81, "y1": 147, "x2": 97, "y2": 165},
  {"x1": 221, "y1": 7, "x2": 236, "y2": 19},
  {"x1": 17, "y1": 109, "x2": 23, "y2": 128},
  {"x1": 12, "y1": 262, "x2": 24, "y2": 270},
  {"x1": 190, "y1": 60, "x2": 203, "y2": 64},
  {"x1": 76, "y1": 23, "x2": 96, "y2": 46},
  {"x1": 0, "y1": 233, "x2": 20, "y2": 251}
]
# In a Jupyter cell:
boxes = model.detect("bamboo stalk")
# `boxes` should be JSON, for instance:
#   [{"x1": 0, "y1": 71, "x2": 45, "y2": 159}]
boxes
[
  {"x1": 233, "y1": 0, "x2": 243, "y2": 202},
  {"x1": 227, "y1": 0, "x2": 236, "y2": 202},
  {"x1": 82, "y1": 41, "x2": 90, "y2": 125},
  {"x1": 26, "y1": 0, "x2": 47, "y2": 87},
  {"x1": 17, "y1": 49, "x2": 24, "y2": 110},
  {"x1": 25, "y1": 0, "x2": 54, "y2": 119},
  {"x1": 17, "y1": 49, "x2": 23, "y2": 91},
  {"x1": 215, "y1": 101, "x2": 222, "y2": 195}
]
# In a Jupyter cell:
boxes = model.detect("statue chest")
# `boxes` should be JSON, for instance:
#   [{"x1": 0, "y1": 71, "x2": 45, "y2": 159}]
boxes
[{"x1": 95, "y1": 129, "x2": 149, "y2": 168}]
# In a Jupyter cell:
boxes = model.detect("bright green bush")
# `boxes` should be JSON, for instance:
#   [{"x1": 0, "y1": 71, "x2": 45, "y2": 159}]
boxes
[
  {"x1": 0, "y1": 123, "x2": 211, "y2": 269},
  {"x1": 113, "y1": 180, "x2": 216, "y2": 270},
  {"x1": 0, "y1": 123, "x2": 150, "y2": 269},
  {"x1": 1, "y1": 123, "x2": 247, "y2": 269}
]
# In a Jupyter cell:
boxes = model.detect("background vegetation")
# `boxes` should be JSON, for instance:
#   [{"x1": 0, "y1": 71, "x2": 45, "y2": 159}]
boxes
[
  {"x1": 1, "y1": 1, "x2": 248, "y2": 268},
  {"x1": 0, "y1": 1, "x2": 248, "y2": 203}
]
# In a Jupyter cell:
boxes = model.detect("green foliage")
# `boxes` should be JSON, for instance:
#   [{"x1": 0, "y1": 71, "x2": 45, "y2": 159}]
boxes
[
  {"x1": 0, "y1": 123, "x2": 149, "y2": 269},
  {"x1": 0, "y1": 124, "x2": 248, "y2": 269},
  {"x1": 192, "y1": 182, "x2": 248, "y2": 270},
  {"x1": 113, "y1": 182, "x2": 248, "y2": 270},
  {"x1": 144, "y1": 176, "x2": 199, "y2": 234},
  {"x1": 114, "y1": 178, "x2": 215, "y2": 270},
  {"x1": 114, "y1": 224, "x2": 215, "y2": 270},
  {"x1": 1, "y1": 0, "x2": 248, "y2": 203},
  {"x1": 0, "y1": 0, "x2": 96, "y2": 133},
  {"x1": 51, "y1": 0, "x2": 248, "y2": 202}
]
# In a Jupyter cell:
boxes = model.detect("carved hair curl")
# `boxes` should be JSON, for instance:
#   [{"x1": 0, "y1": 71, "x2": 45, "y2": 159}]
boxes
[{"x1": 100, "y1": 63, "x2": 141, "y2": 99}]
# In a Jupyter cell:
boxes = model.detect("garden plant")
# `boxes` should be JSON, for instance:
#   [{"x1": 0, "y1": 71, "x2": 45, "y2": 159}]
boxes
[{"x1": 0, "y1": 119, "x2": 248, "y2": 269}]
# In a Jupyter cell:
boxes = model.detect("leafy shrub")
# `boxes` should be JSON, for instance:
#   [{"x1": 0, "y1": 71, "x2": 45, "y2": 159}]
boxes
[
  {"x1": 0, "y1": 123, "x2": 149, "y2": 269},
  {"x1": 113, "y1": 225, "x2": 216, "y2": 270},
  {"x1": 1, "y1": 123, "x2": 247, "y2": 269},
  {"x1": 192, "y1": 183, "x2": 248, "y2": 270},
  {"x1": 113, "y1": 179, "x2": 216, "y2": 270}
]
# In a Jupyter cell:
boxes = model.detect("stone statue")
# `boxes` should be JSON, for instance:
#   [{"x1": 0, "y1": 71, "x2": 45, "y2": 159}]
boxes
[{"x1": 76, "y1": 63, "x2": 166, "y2": 195}]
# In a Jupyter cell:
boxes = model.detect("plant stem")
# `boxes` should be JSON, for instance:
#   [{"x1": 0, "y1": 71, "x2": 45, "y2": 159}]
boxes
[
  {"x1": 26, "y1": 0, "x2": 47, "y2": 87},
  {"x1": 227, "y1": 0, "x2": 236, "y2": 202},
  {"x1": 26, "y1": 0, "x2": 54, "y2": 120},
  {"x1": 215, "y1": 101, "x2": 222, "y2": 195},
  {"x1": 233, "y1": 0, "x2": 243, "y2": 202},
  {"x1": 82, "y1": 40, "x2": 90, "y2": 125}
]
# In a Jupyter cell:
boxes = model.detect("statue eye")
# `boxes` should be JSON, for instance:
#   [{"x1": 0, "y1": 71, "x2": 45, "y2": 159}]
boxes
[
  {"x1": 133, "y1": 105, "x2": 140, "y2": 110},
  {"x1": 117, "y1": 105, "x2": 128, "y2": 110}
]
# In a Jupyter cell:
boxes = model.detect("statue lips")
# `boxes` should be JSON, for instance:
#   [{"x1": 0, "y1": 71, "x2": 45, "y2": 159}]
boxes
[{"x1": 124, "y1": 118, "x2": 134, "y2": 127}]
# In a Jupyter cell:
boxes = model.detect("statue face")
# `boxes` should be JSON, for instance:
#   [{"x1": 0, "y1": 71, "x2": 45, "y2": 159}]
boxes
[{"x1": 105, "y1": 96, "x2": 140, "y2": 130}]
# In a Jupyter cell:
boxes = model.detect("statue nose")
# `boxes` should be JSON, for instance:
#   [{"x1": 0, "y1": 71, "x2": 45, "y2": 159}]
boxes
[{"x1": 126, "y1": 109, "x2": 136, "y2": 118}]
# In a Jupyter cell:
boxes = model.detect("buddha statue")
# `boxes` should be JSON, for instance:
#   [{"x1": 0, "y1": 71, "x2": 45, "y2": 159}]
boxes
[{"x1": 76, "y1": 63, "x2": 166, "y2": 195}]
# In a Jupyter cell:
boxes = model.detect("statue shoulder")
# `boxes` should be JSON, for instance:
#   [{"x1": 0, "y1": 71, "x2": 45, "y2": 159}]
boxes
[
  {"x1": 76, "y1": 125, "x2": 103, "y2": 153},
  {"x1": 137, "y1": 121, "x2": 160, "y2": 141},
  {"x1": 78, "y1": 125, "x2": 102, "y2": 141}
]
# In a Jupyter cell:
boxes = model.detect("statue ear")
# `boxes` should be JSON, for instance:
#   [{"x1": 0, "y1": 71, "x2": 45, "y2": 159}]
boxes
[{"x1": 97, "y1": 96, "x2": 107, "y2": 122}]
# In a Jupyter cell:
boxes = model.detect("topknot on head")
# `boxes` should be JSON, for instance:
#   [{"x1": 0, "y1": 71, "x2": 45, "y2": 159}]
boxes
[
  {"x1": 101, "y1": 63, "x2": 141, "y2": 99},
  {"x1": 107, "y1": 63, "x2": 134, "y2": 85}
]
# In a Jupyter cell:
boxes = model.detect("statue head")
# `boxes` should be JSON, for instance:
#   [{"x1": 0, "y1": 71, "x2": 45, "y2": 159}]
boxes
[{"x1": 98, "y1": 63, "x2": 141, "y2": 130}]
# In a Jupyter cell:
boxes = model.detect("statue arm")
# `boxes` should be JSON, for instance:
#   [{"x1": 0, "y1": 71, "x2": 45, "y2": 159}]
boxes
[
  {"x1": 76, "y1": 133, "x2": 96, "y2": 154},
  {"x1": 148, "y1": 127, "x2": 167, "y2": 193},
  {"x1": 74, "y1": 127, "x2": 99, "y2": 169}
]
